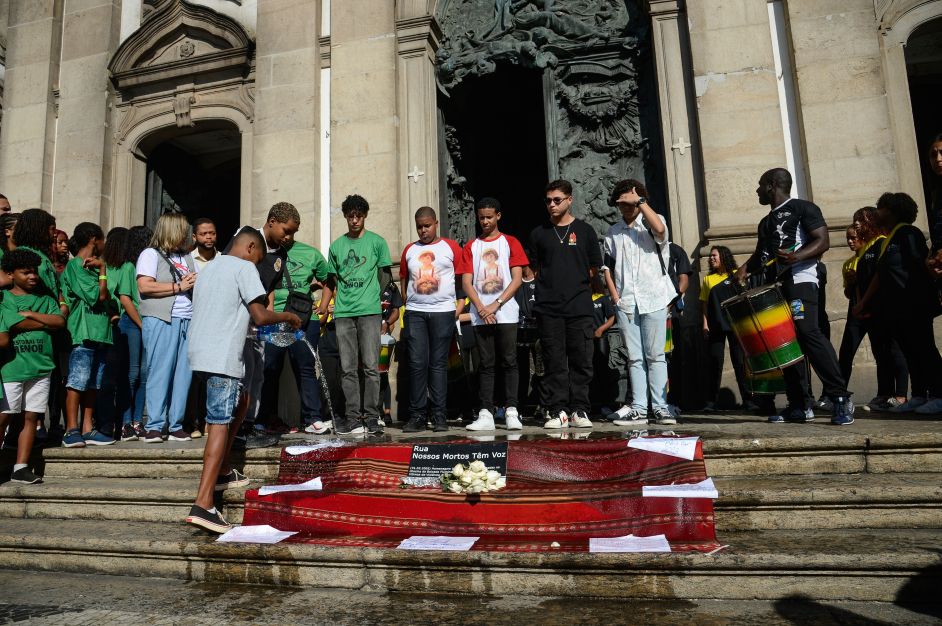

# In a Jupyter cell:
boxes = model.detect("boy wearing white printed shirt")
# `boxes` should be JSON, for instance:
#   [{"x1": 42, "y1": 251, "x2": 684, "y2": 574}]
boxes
[
  {"x1": 462, "y1": 198, "x2": 529, "y2": 431},
  {"x1": 400, "y1": 207, "x2": 469, "y2": 433}
]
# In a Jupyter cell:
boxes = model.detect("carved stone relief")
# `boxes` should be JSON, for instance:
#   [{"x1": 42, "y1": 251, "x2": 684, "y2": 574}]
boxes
[{"x1": 435, "y1": 0, "x2": 655, "y2": 241}]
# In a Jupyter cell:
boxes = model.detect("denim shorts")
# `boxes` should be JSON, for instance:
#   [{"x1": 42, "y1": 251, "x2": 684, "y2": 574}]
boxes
[
  {"x1": 66, "y1": 342, "x2": 107, "y2": 391},
  {"x1": 204, "y1": 374, "x2": 242, "y2": 426}
]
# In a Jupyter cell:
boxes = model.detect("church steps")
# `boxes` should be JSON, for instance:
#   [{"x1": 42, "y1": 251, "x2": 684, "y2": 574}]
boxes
[
  {"x1": 1, "y1": 474, "x2": 940, "y2": 531},
  {"x1": 0, "y1": 519, "x2": 937, "y2": 602},
  {"x1": 28, "y1": 431, "x2": 942, "y2": 479}
]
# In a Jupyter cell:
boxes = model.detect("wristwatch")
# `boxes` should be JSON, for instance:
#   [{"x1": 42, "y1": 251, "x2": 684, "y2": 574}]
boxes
[{"x1": 496, "y1": 298, "x2": 504, "y2": 307}]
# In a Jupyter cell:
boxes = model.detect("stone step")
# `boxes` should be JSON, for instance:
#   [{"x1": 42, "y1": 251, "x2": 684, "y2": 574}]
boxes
[
  {"x1": 0, "y1": 518, "x2": 938, "y2": 602},
  {"x1": 2, "y1": 473, "x2": 941, "y2": 531},
  {"x1": 31, "y1": 431, "x2": 942, "y2": 479}
]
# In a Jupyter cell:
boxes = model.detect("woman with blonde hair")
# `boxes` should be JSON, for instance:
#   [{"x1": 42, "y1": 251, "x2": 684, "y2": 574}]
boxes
[{"x1": 136, "y1": 213, "x2": 198, "y2": 442}]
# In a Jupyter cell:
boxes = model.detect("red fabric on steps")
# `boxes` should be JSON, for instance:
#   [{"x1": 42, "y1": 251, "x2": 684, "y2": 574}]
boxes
[{"x1": 241, "y1": 437, "x2": 719, "y2": 553}]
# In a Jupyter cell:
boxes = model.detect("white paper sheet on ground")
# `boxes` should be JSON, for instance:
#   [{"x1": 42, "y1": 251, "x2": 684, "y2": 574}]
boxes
[
  {"x1": 626, "y1": 436, "x2": 699, "y2": 460},
  {"x1": 397, "y1": 536, "x2": 480, "y2": 551},
  {"x1": 589, "y1": 534, "x2": 672, "y2": 553},
  {"x1": 284, "y1": 441, "x2": 349, "y2": 456},
  {"x1": 216, "y1": 524, "x2": 297, "y2": 544},
  {"x1": 257, "y1": 477, "x2": 323, "y2": 496},
  {"x1": 642, "y1": 477, "x2": 718, "y2": 499}
]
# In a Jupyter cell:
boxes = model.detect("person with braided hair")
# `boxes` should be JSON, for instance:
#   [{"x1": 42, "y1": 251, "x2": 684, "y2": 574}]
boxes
[{"x1": 700, "y1": 246, "x2": 752, "y2": 410}]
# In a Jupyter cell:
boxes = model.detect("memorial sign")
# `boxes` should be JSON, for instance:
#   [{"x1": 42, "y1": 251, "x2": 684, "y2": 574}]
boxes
[{"x1": 407, "y1": 442, "x2": 508, "y2": 479}]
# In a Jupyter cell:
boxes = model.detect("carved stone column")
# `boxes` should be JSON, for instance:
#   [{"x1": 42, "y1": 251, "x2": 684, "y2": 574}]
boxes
[
  {"x1": 647, "y1": 0, "x2": 705, "y2": 254},
  {"x1": 395, "y1": 3, "x2": 441, "y2": 257},
  {"x1": 0, "y1": 0, "x2": 63, "y2": 210}
]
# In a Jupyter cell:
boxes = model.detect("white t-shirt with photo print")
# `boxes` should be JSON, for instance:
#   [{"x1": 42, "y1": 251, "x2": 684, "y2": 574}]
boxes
[{"x1": 462, "y1": 233, "x2": 529, "y2": 326}]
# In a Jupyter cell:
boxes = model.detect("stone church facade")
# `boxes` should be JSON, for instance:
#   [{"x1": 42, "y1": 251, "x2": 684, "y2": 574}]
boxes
[{"x1": 0, "y1": 0, "x2": 940, "y2": 396}]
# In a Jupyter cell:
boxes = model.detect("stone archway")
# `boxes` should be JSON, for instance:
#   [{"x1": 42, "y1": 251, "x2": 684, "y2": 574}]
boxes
[
  {"x1": 877, "y1": 0, "x2": 942, "y2": 213},
  {"x1": 107, "y1": 0, "x2": 255, "y2": 229}
]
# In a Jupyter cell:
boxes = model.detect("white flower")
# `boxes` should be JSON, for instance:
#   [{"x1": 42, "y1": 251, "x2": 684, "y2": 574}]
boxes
[
  {"x1": 469, "y1": 478, "x2": 485, "y2": 490},
  {"x1": 486, "y1": 470, "x2": 501, "y2": 483},
  {"x1": 448, "y1": 482, "x2": 463, "y2": 494},
  {"x1": 469, "y1": 460, "x2": 487, "y2": 474},
  {"x1": 460, "y1": 472, "x2": 474, "y2": 485},
  {"x1": 467, "y1": 484, "x2": 484, "y2": 494},
  {"x1": 452, "y1": 464, "x2": 465, "y2": 477},
  {"x1": 495, "y1": 477, "x2": 506, "y2": 489}
]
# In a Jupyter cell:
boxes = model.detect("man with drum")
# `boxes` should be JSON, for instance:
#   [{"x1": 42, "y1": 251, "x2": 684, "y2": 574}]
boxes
[{"x1": 736, "y1": 168, "x2": 853, "y2": 425}]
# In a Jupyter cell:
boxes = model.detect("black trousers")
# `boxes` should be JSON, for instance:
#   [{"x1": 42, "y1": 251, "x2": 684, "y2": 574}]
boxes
[
  {"x1": 889, "y1": 314, "x2": 942, "y2": 398},
  {"x1": 707, "y1": 330, "x2": 751, "y2": 406},
  {"x1": 474, "y1": 323, "x2": 519, "y2": 413},
  {"x1": 839, "y1": 311, "x2": 908, "y2": 397},
  {"x1": 537, "y1": 314, "x2": 594, "y2": 414},
  {"x1": 781, "y1": 282, "x2": 847, "y2": 408}
]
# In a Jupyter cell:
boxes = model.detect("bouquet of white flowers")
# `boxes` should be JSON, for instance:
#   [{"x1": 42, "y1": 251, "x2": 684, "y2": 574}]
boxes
[{"x1": 440, "y1": 460, "x2": 506, "y2": 494}]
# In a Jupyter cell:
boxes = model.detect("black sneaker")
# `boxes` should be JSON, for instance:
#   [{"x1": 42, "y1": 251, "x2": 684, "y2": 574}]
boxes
[
  {"x1": 185, "y1": 505, "x2": 232, "y2": 534},
  {"x1": 215, "y1": 469, "x2": 251, "y2": 491},
  {"x1": 432, "y1": 419, "x2": 449, "y2": 433},
  {"x1": 364, "y1": 417, "x2": 384, "y2": 435},
  {"x1": 333, "y1": 419, "x2": 366, "y2": 435},
  {"x1": 143, "y1": 430, "x2": 164, "y2": 443},
  {"x1": 245, "y1": 431, "x2": 281, "y2": 449},
  {"x1": 120, "y1": 424, "x2": 139, "y2": 442},
  {"x1": 11, "y1": 467, "x2": 43, "y2": 484},
  {"x1": 401, "y1": 418, "x2": 427, "y2": 433}
]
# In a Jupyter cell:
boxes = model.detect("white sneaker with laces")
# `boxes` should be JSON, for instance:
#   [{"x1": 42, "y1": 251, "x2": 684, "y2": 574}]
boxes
[
  {"x1": 606, "y1": 405, "x2": 633, "y2": 421},
  {"x1": 914, "y1": 397, "x2": 942, "y2": 415},
  {"x1": 890, "y1": 396, "x2": 927, "y2": 412},
  {"x1": 304, "y1": 420, "x2": 332, "y2": 435},
  {"x1": 543, "y1": 410, "x2": 568, "y2": 429},
  {"x1": 466, "y1": 409, "x2": 496, "y2": 431},
  {"x1": 504, "y1": 407, "x2": 523, "y2": 430},
  {"x1": 570, "y1": 410, "x2": 593, "y2": 428}
]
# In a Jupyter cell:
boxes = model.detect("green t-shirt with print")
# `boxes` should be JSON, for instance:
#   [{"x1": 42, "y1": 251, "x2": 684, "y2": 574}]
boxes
[
  {"x1": 328, "y1": 231, "x2": 392, "y2": 318},
  {"x1": 18, "y1": 246, "x2": 59, "y2": 301},
  {"x1": 107, "y1": 261, "x2": 139, "y2": 313},
  {"x1": 0, "y1": 292, "x2": 60, "y2": 382},
  {"x1": 61, "y1": 257, "x2": 113, "y2": 345},
  {"x1": 273, "y1": 242, "x2": 330, "y2": 316}
]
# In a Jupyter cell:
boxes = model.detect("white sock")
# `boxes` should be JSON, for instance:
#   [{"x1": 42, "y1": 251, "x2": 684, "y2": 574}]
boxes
[
  {"x1": 13, "y1": 464, "x2": 27, "y2": 472},
  {"x1": 207, "y1": 507, "x2": 217, "y2": 514}
]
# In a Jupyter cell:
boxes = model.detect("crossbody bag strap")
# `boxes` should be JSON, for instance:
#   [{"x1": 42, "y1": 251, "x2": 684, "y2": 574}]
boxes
[
  {"x1": 156, "y1": 250, "x2": 183, "y2": 283},
  {"x1": 646, "y1": 227, "x2": 668, "y2": 276}
]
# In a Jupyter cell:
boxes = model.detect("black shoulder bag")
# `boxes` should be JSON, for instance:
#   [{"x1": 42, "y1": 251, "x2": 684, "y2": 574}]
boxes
[{"x1": 282, "y1": 263, "x2": 313, "y2": 326}]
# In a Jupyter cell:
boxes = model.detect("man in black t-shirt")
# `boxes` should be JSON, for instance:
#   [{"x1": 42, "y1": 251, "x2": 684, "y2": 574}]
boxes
[
  {"x1": 737, "y1": 168, "x2": 851, "y2": 425},
  {"x1": 666, "y1": 242, "x2": 704, "y2": 411},
  {"x1": 226, "y1": 202, "x2": 300, "y2": 448},
  {"x1": 528, "y1": 179, "x2": 602, "y2": 429}
]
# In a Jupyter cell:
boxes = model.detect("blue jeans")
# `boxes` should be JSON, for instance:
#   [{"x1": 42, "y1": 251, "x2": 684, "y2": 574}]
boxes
[
  {"x1": 143, "y1": 316, "x2": 192, "y2": 433},
  {"x1": 67, "y1": 342, "x2": 107, "y2": 392},
  {"x1": 202, "y1": 374, "x2": 241, "y2": 426},
  {"x1": 261, "y1": 319, "x2": 322, "y2": 425},
  {"x1": 616, "y1": 304, "x2": 669, "y2": 411},
  {"x1": 404, "y1": 310, "x2": 454, "y2": 423}
]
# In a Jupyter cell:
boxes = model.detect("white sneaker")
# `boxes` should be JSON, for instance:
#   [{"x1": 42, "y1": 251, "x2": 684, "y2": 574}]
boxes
[
  {"x1": 570, "y1": 410, "x2": 593, "y2": 428},
  {"x1": 543, "y1": 410, "x2": 568, "y2": 429},
  {"x1": 606, "y1": 405, "x2": 634, "y2": 421},
  {"x1": 890, "y1": 396, "x2": 926, "y2": 413},
  {"x1": 304, "y1": 420, "x2": 332, "y2": 434},
  {"x1": 466, "y1": 409, "x2": 496, "y2": 431},
  {"x1": 504, "y1": 407, "x2": 523, "y2": 430},
  {"x1": 914, "y1": 397, "x2": 942, "y2": 415},
  {"x1": 612, "y1": 407, "x2": 646, "y2": 426}
]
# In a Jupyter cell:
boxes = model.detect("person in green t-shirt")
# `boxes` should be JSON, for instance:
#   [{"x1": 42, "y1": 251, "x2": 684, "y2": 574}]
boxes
[
  {"x1": 0, "y1": 248, "x2": 66, "y2": 484},
  {"x1": 260, "y1": 239, "x2": 332, "y2": 434},
  {"x1": 326, "y1": 194, "x2": 392, "y2": 436},
  {"x1": 10, "y1": 209, "x2": 62, "y2": 308},
  {"x1": 60, "y1": 222, "x2": 115, "y2": 448}
]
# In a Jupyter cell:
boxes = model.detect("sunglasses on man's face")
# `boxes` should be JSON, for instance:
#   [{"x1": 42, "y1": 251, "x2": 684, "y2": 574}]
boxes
[{"x1": 544, "y1": 196, "x2": 570, "y2": 206}]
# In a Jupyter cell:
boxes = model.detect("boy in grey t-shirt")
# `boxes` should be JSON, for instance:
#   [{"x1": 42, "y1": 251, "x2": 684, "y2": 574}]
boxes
[{"x1": 184, "y1": 230, "x2": 300, "y2": 534}]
